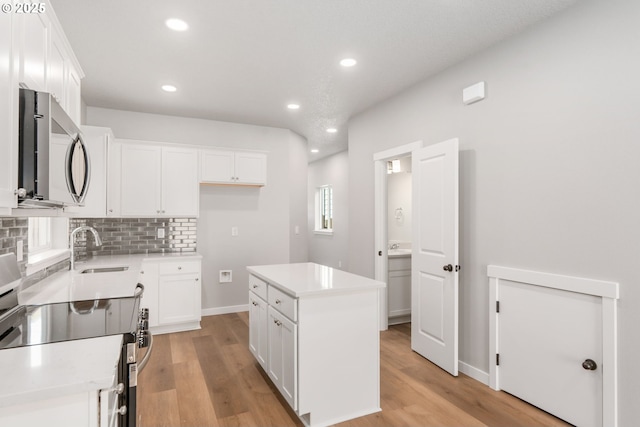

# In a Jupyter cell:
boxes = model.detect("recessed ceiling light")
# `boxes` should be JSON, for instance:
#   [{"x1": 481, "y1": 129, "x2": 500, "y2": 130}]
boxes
[
  {"x1": 166, "y1": 18, "x2": 189, "y2": 31},
  {"x1": 161, "y1": 85, "x2": 177, "y2": 92},
  {"x1": 326, "y1": 128, "x2": 338, "y2": 133},
  {"x1": 340, "y1": 58, "x2": 357, "y2": 67},
  {"x1": 287, "y1": 104, "x2": 300, "y2": 110},
  {"x1": 311, "y1": 149, "x2": 319, "y2": 153}
]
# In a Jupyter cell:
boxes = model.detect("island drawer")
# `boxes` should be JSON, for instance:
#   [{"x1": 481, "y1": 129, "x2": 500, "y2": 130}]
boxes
[
  {"x1": 249, "y1": 275, "x2": 268, "y2": 300},
  {"x1": 268, "y1": 286, "x2": 297, "y2": 322}
]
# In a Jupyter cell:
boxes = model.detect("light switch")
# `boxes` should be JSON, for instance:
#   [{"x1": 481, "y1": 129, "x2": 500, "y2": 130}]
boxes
[
  {"x1": 295, "y1": 225, "x2": 300, "y2": 235},
  {"x1": 231, "y1": 226, "x2": 239, "y2": 236}
]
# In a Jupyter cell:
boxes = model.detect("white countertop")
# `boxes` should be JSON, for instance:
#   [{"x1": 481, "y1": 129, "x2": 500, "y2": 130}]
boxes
[
  {"x1": 1, "y1": 252, "x2": 200, "y2": 409},
  {"x1": 19, "y1": 253, "x2": 201, "y2": 305},
  {"x1": 0, "y1": 335, "x2": 122, "y2": 408},
  {"x1": 247, "y1": 262, "x2": 385, "y2": 297}
]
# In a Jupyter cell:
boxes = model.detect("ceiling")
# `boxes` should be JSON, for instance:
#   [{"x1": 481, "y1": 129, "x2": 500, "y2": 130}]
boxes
[{"x1": 50, "y1": 0, "x2": 577, "y2": 161}]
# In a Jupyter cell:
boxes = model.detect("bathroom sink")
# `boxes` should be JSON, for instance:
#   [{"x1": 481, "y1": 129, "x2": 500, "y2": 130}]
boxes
[
  {"x1": 80, "y1": 266, "x2": 129, "y2": 274},
  {"x1": 388, "y1": 248, "x2": 412, "y2": 257}
]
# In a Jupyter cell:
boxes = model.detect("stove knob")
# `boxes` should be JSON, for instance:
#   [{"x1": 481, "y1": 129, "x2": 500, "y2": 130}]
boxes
[{"x1": 138, "y1": 330, "x2": 150, "y2": 348}]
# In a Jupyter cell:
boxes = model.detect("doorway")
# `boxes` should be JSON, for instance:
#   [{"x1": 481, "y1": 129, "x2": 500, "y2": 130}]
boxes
[{"x1": 373, "y1": 141, "x2": 423, "y2": 330}]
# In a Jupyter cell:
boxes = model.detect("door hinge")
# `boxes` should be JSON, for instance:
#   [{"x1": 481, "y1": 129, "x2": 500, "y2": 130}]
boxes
[
  {"x1": 496, "y1": 301, "x2": 500, "y2": 313},
  {"x1": 496, "y1": 353, "x2": 500, "y2": 366}
]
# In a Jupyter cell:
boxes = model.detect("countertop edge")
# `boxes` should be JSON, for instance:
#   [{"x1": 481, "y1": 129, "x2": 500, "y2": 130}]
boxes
[
  {"x1": 247, "y1": 263, "x2": 386, "y2": 298},
  {"x1": 0, "y1": 335, "x2": 122, "y2": 409}
]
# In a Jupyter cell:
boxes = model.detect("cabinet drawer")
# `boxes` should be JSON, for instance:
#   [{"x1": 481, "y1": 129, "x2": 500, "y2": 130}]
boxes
[
  {"x1": 268, "y1": 286, "x2": 297, "y2": 322},
  {"x1": 249, "y1": 275, "x2": 268, "y2": 300},
  {"x1": 158, "y1": 260, "x2": 200, "y2": 275}
]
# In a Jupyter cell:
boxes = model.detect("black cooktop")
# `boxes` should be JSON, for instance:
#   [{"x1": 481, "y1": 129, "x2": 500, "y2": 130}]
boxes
[{"x1": 0, "y1": 296, "x2": 140, "y2": 350}]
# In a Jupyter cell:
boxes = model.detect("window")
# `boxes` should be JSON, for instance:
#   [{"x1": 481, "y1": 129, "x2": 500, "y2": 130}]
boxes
[
  {"x1": 26, "y1": 217, "x2": 69, "y2": 276},
  {"x1": 315, "y1": 185, "x2": 333, "y2": 234},
  {"x1": 28, "y1": 217, "x2": 52, "y2": 255}
]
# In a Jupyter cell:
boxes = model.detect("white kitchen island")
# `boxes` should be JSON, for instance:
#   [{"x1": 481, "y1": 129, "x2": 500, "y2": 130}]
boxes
[{"x1": 247, "y1": 262, "x2": 385, "y2": 427}]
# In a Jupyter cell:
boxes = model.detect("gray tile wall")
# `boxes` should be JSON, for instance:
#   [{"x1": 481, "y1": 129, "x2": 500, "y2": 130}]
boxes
[
  {"x1": 0, "y1": 217, "x2": 28, "y2": 274},
  {"x1": 69, "y1": 218, "x2": 197, "y2": 260}
]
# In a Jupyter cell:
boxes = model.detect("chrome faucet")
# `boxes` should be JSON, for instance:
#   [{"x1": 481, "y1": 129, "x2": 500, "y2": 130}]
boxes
[{"x1": 69, "y1": 226, "x2": 102, "y2": 270}]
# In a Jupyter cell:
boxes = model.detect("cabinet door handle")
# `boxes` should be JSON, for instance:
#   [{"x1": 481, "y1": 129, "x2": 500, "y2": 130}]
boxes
[
  {"x1": 195, "y1": 278, "x2": 199, "y2": 281},
  {"x1": 178, "y1": 266, "x2": 182, "y2": 270},
  {"x1": 275, "y1": 299, "x2": 281, "y2": 304},
  {"x1": 252, "y1": 285, "x2": 258, "y2": 289},
  {"x1": 252, "y1": 301, "x2": 258, "y2": 306},
  {"x1": 274, "y1": 319, "x2": 282, "y2": 326}
]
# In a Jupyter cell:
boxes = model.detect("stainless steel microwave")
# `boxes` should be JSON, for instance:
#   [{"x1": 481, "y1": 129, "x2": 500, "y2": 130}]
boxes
[{"x1": 18, "y1": 88, "x2": 90, "y2": 208}]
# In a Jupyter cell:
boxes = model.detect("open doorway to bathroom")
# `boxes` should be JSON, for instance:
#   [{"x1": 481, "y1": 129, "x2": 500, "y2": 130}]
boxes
[
  {"x1": 373, "y1": 141, "x2": 423, "y2": 331},
  {"x1": 386, "y1": 156, "x2": 412, "y2": 325}
]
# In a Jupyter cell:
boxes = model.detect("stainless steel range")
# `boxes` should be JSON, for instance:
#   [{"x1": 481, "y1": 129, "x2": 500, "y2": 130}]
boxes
[{"x1": 0, "y1": 253, "x2": 152, "y2": 427}]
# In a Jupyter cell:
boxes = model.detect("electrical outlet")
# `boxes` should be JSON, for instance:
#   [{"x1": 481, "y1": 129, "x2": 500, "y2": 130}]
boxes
[
  {"x1": 219, "y1": 270, "x2": 232, "y2": 283},
  {"x1": 157, "y1": 228, "x2": 165, "y2": 239},
  {"x1": 16, "y1": 240, "x2": 23, "y2": 262},
  {"x1": 231, "y1": 226, "x2": 238, "y2": 237}
]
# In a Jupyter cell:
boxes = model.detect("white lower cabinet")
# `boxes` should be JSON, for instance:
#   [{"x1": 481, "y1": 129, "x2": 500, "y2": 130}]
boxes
[
  {"x1": 249, "y1": 291, "x2": 268, "y2": 370},
  {"x1": 140, "y1": 258, "x2": 202, "y2": 335},
  {"x1": 388, "y1": 255, "x2": 411, "y2": 324},
  {"x1": 267, "y1": 306, "x2": 297, "y2": 410},
  {"x1": 0, "y1": 389, "x2": 107, "y2": 427}
]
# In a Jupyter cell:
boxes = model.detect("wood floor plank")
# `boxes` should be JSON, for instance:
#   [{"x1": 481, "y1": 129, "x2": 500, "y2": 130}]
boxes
[
  {"x1": 139, "y1": 333, "x2": 176, "y2": 393},
  {"x1": 138, "y1": 314, "x2": 572, "y2": 427},
  {"x1": 193, "y1": 330, "x2": 249, "y2": 419},
  {"x1": 169, "y1": 330, "x2": 200, "y2": 364},
  {"x1": 138, "y1": 389, "x2": 181, "y2": 427},
  {"x1": 173, "y1": 360, "x2": 220, "y2": 427}
]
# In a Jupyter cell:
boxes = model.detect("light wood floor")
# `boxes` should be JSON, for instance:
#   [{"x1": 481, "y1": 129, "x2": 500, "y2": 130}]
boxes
[{"x1": 137, "y1": 313, "x2": 569, "y2": 427}]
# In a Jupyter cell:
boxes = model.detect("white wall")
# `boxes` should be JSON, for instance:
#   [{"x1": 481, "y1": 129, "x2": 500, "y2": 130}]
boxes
[
  {"x1": 347, "y1": 0, "x2": 640, "y2": 424},
  {"x1": 387, "y1": 169, "x2": 412, "y2": 244},
  {"x1": 86, "y1": 107, "x2": 309, "y2": 313},
  {"x1": 307, "y1": 150, "x2": 349, "y2": 270}
]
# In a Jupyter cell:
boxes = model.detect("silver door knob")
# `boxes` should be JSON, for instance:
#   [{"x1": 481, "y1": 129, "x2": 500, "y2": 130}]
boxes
[
  {"x1": 443, "y1": 264, "x2": 453, "y2": 272},
  {"x1": 582, "y1": 359, "x2": 597, "y2": 370}
]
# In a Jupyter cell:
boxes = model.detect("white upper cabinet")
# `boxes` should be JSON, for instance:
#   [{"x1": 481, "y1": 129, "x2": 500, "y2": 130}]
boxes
[
  {"x1": 17, "y1": 11, "x2": 50, "y2": 92},
  {"x1": 200, "y1": 149, "x2": 267, "y2": 186},
  {"x1": 109, "y1": 140, "x2": 199, "y2": 217},
  {"x1": 0, "y1": 0, "x2": 83, "y2": 213},
  {"x1": 15, "y1": 0, "x2": 83, "y2": 122},
  {"x1": 0, "y1": 12, "x2": 18, "y2": 213},
  {"x1": 47, "y1": 27, "x2": 65, "y2": 104},
  {"x1": 65, "y1": 65, "x2": 82, "y2": 125},
  {"x1": 162, "y1": 146, "x2": 200, "y2": 216}
]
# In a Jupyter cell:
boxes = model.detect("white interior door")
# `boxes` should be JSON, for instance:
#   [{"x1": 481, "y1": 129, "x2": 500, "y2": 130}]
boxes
[
  {"x1": 411, "y1": 138, "x2": 459, "y2": 376},
  {"x1": 499, "y1": 281, "x2": 603, "y2": 427}
]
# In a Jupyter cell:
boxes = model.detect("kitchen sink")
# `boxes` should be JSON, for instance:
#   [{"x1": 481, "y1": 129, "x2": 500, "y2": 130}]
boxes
[{"x1": 80, "y1": 266, "x2": 129, "y2": 274}]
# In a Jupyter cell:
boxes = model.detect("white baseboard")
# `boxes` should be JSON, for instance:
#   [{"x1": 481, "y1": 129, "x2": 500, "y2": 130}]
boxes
[
  {"x1": 459, "y1": 360, "x2": 489, "y2": 385},
  {"x1": 201, "y1": 304, "x2": 249, "y2": 316}
]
